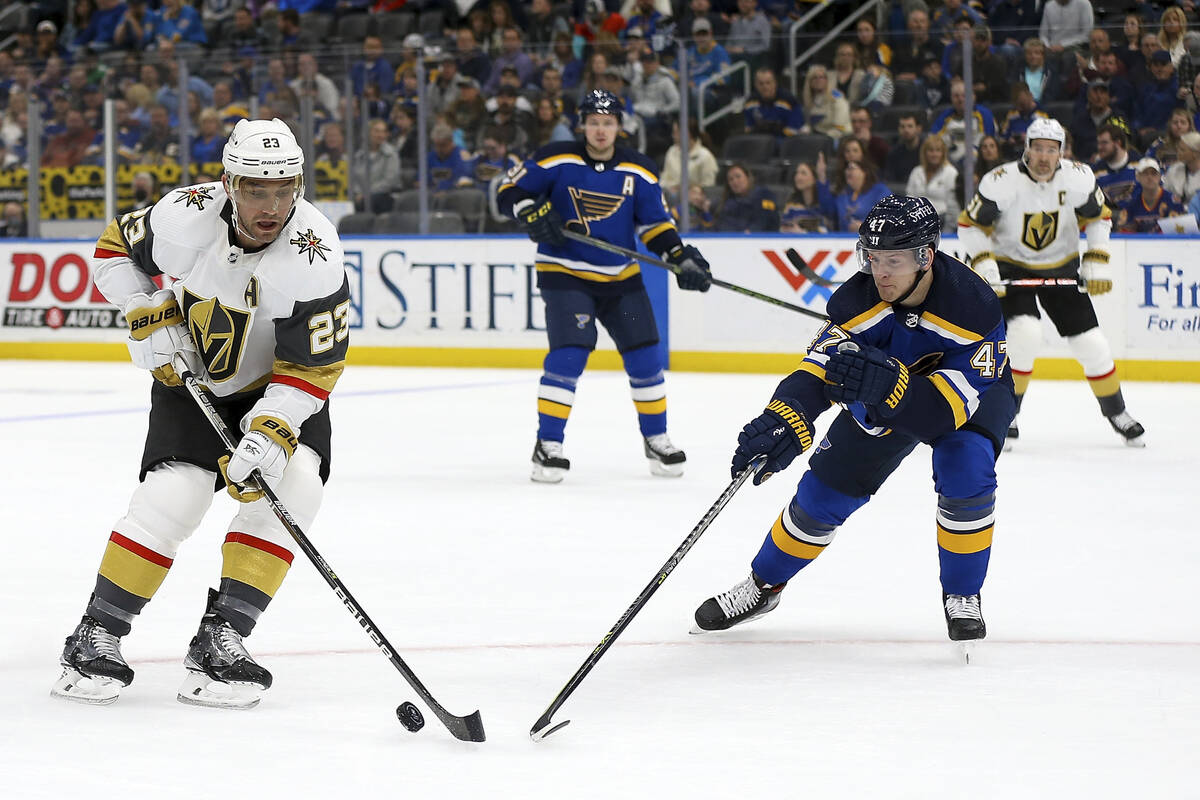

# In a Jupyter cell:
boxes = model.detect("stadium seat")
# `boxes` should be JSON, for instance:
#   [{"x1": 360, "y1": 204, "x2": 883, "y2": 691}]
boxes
[
  {"x1": 374, "y1": 211, "x2": 420, "y2": 234},
  {"x1": 720, "y1": 133, "x2": 777, "y2": 165},
  {"x1": 434, "y1": 188, "x2": 488, "y2": 233},
  {"x1": 337, "y1": 212, "x2": 376, "y2": 235},
  {"x1": 429, "y1": 211, "x2": 466, "y2": 233},
  {"x1": 335, "y1": 13, "x2": 374, "y2": 44},
  {"x1": 379, "y1": 11, "x2": 416, "y2": 42},
  {"x1": 778, "y1": 133, "x2": 834, "y2": 164},
  {"x1": 392, "y1": 189, "x2": 422, "y2": 212},
  {"x1": 418, "y1": 9, "x2": 445, "y2": 42}
]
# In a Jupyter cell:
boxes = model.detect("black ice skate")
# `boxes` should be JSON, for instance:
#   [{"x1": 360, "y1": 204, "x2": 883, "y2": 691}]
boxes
[
  {"x1": 692, "y1": 573, "x2": 786, "y2": 633},
  {"x1": 644, "y1": 433, "x2": 686, "y2": 477},
  {"x1": 944, "y1": 593, "x2": 986, "y2": 641},
  {"x1": 1107, "y1": 411, "x2": 1146, "y2": 448},
  {"x1": 531, "y1": 439, "x2": 570, "y2": 483},
  {"x1": 51, "y1": 615, "x2": 135, "y2": 705},
  {"x1": 1003, "y1": 421, "x2": 1018, "y2": 452},
  {"x1": 178, "y1": 592, "x2": 272, "y2": 710}
]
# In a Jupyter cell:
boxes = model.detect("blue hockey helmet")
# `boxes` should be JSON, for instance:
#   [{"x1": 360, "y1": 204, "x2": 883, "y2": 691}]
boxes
[
  {"x1": 856, "y1": 194, "x2": 941, "y2": 274},
  {"x1": 578, "y1": 88, "x2": 624, "y2": 124}
]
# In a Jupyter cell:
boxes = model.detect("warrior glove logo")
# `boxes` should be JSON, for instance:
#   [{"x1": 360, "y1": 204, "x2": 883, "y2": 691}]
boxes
[
  {"x1": 1021, "y1": 210, "x2": 1060, "y2": 251},
  {"x1": 182, "y1": 289, "x2": 251, "y2": 383}
]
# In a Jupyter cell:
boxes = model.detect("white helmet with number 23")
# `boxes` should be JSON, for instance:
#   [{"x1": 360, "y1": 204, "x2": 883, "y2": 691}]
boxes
[{"x1": 222, "y1": 118, "x2": 304, "y2": 180}]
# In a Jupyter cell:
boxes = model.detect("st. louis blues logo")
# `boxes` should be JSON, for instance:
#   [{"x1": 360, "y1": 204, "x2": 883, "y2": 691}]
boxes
[
  {"x1": 174, "y1": 185, "x2": 214, "y2": 211},
  {"x1": 289, "y1": 228, "x2": 331, "y2": 264},
  {"x1": 575, "y1": 313, "x2": 591, "y2": 329}
]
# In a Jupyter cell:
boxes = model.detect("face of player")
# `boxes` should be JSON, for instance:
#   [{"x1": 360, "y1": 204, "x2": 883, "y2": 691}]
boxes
[
  {"x1": 227, "y1": 176, "x2": 298, "y2": 245},
  {"x1": 1026, "y1": 138, "x2": 1060, "y2": 180},
  {"x1": 863, "y1": 247, "x2": 927, "y2": 303},
  {"x1": 583, "y1": 113, "x2": 619, "y2": 158}
]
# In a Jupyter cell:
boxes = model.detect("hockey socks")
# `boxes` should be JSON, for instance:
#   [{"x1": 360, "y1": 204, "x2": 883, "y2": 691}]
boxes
[
  {"x1": 87, "y1": 531, "x2": 173, "y2": 636},
  {"x1": 536, "y1": 346, "x2": 588, "y2": 442},
  {"x1": 936, "y1": 493, "x2": 994, "y2": 596},
  {"x1": 751, "y1": 475, "x2": 867, "y2": 586},
  {"x1": 622, "y1": 344, "x2": 667, "y2": 437},
  {"x1": 217, "y1": 532, "x2": 294, "y2": 636}
]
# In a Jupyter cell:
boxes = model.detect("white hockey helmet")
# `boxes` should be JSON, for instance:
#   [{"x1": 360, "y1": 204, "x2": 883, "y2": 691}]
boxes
[
  {"x1": 1025, "y1": 117, "x2": 1066, "y2": 150},
  {"x1": 222, "y1": 118, "x2": 304, "y2": 180}
]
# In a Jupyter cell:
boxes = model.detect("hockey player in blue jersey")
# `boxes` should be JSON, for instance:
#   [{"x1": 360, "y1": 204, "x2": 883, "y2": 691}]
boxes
[
  {"x1": 693, "y1": 195, "x2": 1016, "y2": 644},
  {"x1": 497, "y1": 89, "x2": 713, "y2": 482}
]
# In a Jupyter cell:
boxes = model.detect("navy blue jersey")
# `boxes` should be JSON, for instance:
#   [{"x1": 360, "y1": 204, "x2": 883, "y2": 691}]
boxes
[
  {"x1": 497, "y1": 141, "x2": 683, "y2": 293},
  {"x1": 777, "y1": 252, "x2": 1014, "y2": 444}
]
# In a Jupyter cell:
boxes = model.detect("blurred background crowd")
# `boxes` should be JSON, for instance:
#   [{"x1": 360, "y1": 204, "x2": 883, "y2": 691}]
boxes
[{"x1": 2, "y1": 0, "x2": 1200, "y2": 237}]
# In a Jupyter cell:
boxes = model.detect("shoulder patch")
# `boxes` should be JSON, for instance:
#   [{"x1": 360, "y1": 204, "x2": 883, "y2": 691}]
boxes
[
  {"x1": 173, "y1": 185, "x2": 216, "y2": 211},
  {"x1": 289, "y1": 228, "x2": 332, "y2": 264}
]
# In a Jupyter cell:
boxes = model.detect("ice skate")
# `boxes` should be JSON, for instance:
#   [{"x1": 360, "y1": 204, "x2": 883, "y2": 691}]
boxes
[
  {"x1": 51, "y1": 616, "x2": 135, "y2": 705},
  {"x1": 531, "y1": 439, "x2": 570, "y2": 483},
  {"x1": 1002, "y1": 421, "x2": 1018, "y2": 452},
  {"x1": 944, "y1": 593, "x2": 985, "y2": 663},
  {"x1": 178, "y1": 595, "x2": 272, "y2": 710},
  {"x1": 692, "y1": 573, "x2": 785, "y2": 633},
  {"x1": 1107, "y1": 411, "x2": 1145, "y2": 448},
  {"x1": 644, "y1": 433, "x2": 686, "y2": 477}
]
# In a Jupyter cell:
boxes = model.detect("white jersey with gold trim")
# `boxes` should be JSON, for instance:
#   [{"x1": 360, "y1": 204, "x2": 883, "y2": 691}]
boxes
[
  {"x1": 958, "y1": 159, "x2": 1112, "y2": 271},
  {"x1": 92, "y1": 181, "x2": 350, "y2": 400}
]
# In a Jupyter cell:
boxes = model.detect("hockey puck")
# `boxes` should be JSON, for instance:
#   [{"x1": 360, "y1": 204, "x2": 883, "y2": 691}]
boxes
[{"x1": 396, "y1": 701, "x2": 424, "y2": 732}]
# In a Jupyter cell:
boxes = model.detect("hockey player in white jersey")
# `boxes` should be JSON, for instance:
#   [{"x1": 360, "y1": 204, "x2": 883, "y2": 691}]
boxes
[
  {"x1": 958, "y1": 117, "x2": 1144, "y2": 448},
  {"x1": 51, "y1": 119, "x2": 350, "y2": 708}
]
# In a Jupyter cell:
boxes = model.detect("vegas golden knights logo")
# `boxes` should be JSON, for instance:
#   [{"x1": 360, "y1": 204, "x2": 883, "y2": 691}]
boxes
[
  {"x1": 1021, "y1": 210, "x2": 1059, "y2": 251},
  {"x1": 567, "y1": 188, "x2": 626, "y2": 235},
  {"x1": 182, "y1": 289, "x2": 251, "y2": 383}
]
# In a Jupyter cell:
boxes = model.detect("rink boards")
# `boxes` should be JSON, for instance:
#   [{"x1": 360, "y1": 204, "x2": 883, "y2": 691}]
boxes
[{"x1": 1, "y1": 234, "x2": 1197, "y2": 381}]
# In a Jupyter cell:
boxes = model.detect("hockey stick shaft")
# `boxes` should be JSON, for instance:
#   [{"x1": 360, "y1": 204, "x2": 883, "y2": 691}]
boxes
[
  {"x1": 530, "y1": 454, "x2": 767, "y2": 741},
  {"x1": 560, "y1": 229, "x2": 829, "y2": 320},
  {"x1": 785, "y1": 248, "x2": 841, "y2": 288},
  {"x1": 174, "y1": 360, "x2": 485, "y2": 742},
  {"x1": 786, "y1": 249, "x2": 1086, "y2": 291}
]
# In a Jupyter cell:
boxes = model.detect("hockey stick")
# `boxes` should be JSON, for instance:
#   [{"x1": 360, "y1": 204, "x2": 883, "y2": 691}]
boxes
[
  {"x1": 786, "y1": 249, "x2": 1088, "y2": 292},
  {"x1": 173, "y1": 357, "x2": 486, "y2": 743},
  {"x1": 530, "y1": 454, "x2": 768, "y2": 742},
  {"x1": 559, "y1": 229, "x2": 829, "y2": 321}
]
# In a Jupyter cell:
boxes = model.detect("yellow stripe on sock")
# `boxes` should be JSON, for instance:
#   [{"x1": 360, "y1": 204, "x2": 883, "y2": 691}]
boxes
[
  {"x1": 633, "y1": 398, "x2": 667, "y2": 415},
  {"x1": 222, "y1": 540, "x2": 292, "y2": 598},
  {"x1": 537, "y1": 398, "x2": 572, "y2": 419},
  {"x1": 936, "y1": 525, "x2": 994, "y2": 555},
  {"x1": 770, "y1": 514, "x2": 825, "y2": 561},
  {"x1": 97, "y1": 539, "x2": 170, "y2": 600}
]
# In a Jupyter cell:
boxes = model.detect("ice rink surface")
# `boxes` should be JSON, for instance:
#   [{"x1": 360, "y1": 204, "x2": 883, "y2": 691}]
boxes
[{"x1": 1, "y1": 360, "x2": 1197, "y2": 799}]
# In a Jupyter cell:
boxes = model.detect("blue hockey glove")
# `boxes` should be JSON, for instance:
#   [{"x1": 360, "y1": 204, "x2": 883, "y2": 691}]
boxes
[
  {"x1": 515, "y1": 198, "x2": 566, "y2": 246},
  {"x1": 731, "y1": 398, "x2": 814, "y2": 485},
  {"x1": 824, "y1": 342, "x2": 911, "y2": 415},
  {"x1": 666, "y1": 244, "x2": 712, "y2": 292}
]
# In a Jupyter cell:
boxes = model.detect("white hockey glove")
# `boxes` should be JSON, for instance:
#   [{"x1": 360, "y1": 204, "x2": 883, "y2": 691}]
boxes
[
  {"x1": 1080, "y1": 251, "x2": 1113, "y2": 295},
  {"x1": 123, "y1": 288, "x2": 201, "y2": 386},
  {"x1": 218, "y1": 415, "x2": 298, "y2": 503},
  {"x1": 971, "y1": 256, "x2": 1004, "y2": 298}
]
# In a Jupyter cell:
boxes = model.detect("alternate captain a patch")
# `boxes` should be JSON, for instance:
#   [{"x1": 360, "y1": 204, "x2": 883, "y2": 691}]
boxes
[
  {"x1": 173, "y1": 185, "x2": 214, "y2": 211},
  {"x1": 290, "y1": 228, "x2": 331, "y2": 264}
]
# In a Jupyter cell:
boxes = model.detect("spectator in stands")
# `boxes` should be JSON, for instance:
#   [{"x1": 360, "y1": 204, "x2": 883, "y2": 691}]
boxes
[
  {"x1": 781, "y1": 160, "x2": 836, "y2": 233},
  {"x1": 539, "y1": 64, "x2": 576, "y2": 120},
  {"x1": 661, "y1": 117, "x2": 717, "y2": 195},
  {"x1": 833, "y1": 158, "x2": 890, "y2": 232},
  {"x1": 1128, "y1": 31, "x2": 1163, "y2": 87},
  {"x1": 726, "y1": 0, "x2": 772, "y2": 70},
  {"x1": 352, "y1": 35, "x2": 393, "y2": 98},
  {"x1": 290, "y1": 52, "x2": 341, "y2": 121},
  {"x1": 624, "y1": 0, "x2": 667, "y2": 41},
  {"x1": 1146, "y1": 107, "x2": 1194, "y2": 168},
  {"x1": 1039, "y1": 0, "x2": 1093, "y2": 67},
  {"x1": 717, "y1": 162, "x2": 779, "y2": 233},
  {"x1": 1017, "y1": 37, "x2": 1059, "y2": 105},
  {"x1": 578, "y1": 51, "x2": 611, "y2": 101},
  {"x1": 485, "y1": 27, "x2": 535, "y2": 93},
  {"x1": 800, "y1": 64, "x2": 850, "y2": 140},
  {"x1": 315, "y1": 121, "x2": 346, "y2": 164},
  {"x1": 73, "y1": 0, "x2": 128, "y2": 54},
  {"x1": 858, "y1": 62, "x2": 895, "y2": 113},
  {"x1": 485, "y1": 85, "x2": 532, "y2": 154},
  {"x1": 932, "y1": 0, "x2": 982, "y2": 44},
  {"x1": 849, "y1": 105, "x2": 889, "y2": 168},
  {"x1": 275, "y1": 8, "x2": 319, "y2": 51},
  {"x1": 131, "y1": 102, "x2": 178, "y2": 164},
  {"x1": 892, "y1": 8, "x2": 942, "y2": 83},
  {"x1": 681, "y1": 184, "x2": 717, "y2": 232},
  {"x1": 545, "y1": 32, "x2": 582, "y2": 90},
  {"x1": 471, "y1": 125, "x2": 521, "y2": 189},
  {"x1": 832, "y1": 42, "x2": 866, "y2": 107},
  {"x1": 224, "y1": 6, "x2": 265, "y2": 53},
  {"x1": 1118, "y1": 13, "x2": 1146, "y2": 74},
  {"x1": 906, "y1": 133, "x2": 960, "y2": 230},
  {"x1": 42, "y1": 108, "x2": 96, "y2": 167},
  {"x1": 351, "y1": 118, "x2": 400, "y2": 212},
  {"x1": 1092, "y1": 123, "x2": 1139, "y2": 206},
  {"x1": 1135, "y1": 51, "x2": 1180, "y2": 144},
  {"x1": 526, "y1": 0, "x2": 570, "y2": 63},
  {"x1": 975, "y1": 134, "x2": 1004, "y2": 182},
  {"x1": 210, "y1": 79, "x2": 249, "y2": 133},
  {"x1": 84, "y1": 97, "x2": 142, "y2": 164},
  {"x1": 1160, "y1": 6, "x2": 1188, "y2": 68},
  {"x1": 1, "y1": 89, "x2": 26, "y2": 152},
  {"x1": 1, "y1": 201, "x2": 27, "y2": 237},
  {"x1": 33, "y1": 20, "x2": 71, "y2": 67},
  {"x1": 678, "y1": 18, "x2": 731, "y2": 105},
  {"x1": 428, "y1": 121, "x2": 475, "y2": 192},
  {"x1": 1165, "y1": 130, "x2": 1200, "y2": 203},
  {"x1": 744, "y1": 66, "x2": 803, "y2": 138},
  {"x1": 189, "y1": 107, "x2": 225, "y2": 165},
  {"x1": 987, "y1": 0, "x2": 1041, "y2": 67},
  {"x1": 389, "y1": 102, "x2": 418, "y2": 164},
  {"x1": 257, "y1": 58, "x2": 289, "y2": 105},
  {"x1": 1176, "y1": 33, "x2": 1200, "y2": 107},
  {"x1": 931, "y1": 77, "x2": 996, "y2": 164},
  {"x1": 634, "y1": 51, "x2": 678, "y2": 147},
  {"x1": 1000, "y1": 81, "x2": 1049, "y2": 157},
  {"x1": 156, "y1": 44, "x2": 214, "y2": 119},
  {"x1": 955, "y1": 25, "x2": 1009, "y2": 105},
  {"x1": 112, "y1": 0, "x2": 148, "y2": 52},
  {"x1": 1119, "y1": 157, "x2": 1185, "y2": 232},
  {"x1": 428, "y1": 55, "x2": 461, "y2": 116},
  {"x1": 449, "y1": 76, "x2": 487, "y2": 146},
  {"x1": 917, "y1": 55, "x2": 950, "y2": 107},
  {"x1": 456, "y1": 28, "x2": 492, "y2": 85},
  {"x1": 678, "y1": 0, "x2": 727, "y2": 40},
  {"x1": 884, "y1": 112, "x2": 924, "y2": 184},
  {"x1": 532, "y1": 95, "x2": 575, "y2": 145},
  {"x1": 835, "y1": 136, "x2": 871, "y2": 174},
  {"x1": 144, "y1": 0, "x2": 207, "y2": 50},
  {"x1": 854, "y1": 17, "x2": 891, "y2": 69},
  {"x1": 1071, "y1": 79, "x2": 1115, "y2": 161},
  {"x1": 1092, "y1": 51, "x2": 1135, "y2": 119},
  {"x1": 1071, "y1": 27, "x2": 1115, "y2": 94}
]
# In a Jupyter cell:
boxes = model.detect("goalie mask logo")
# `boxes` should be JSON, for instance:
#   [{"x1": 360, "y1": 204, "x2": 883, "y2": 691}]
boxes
[
  {"x1": 1021, "y1": 210, "x2": 1059, "y2": 251},
  {"x1": 567, "y1": 188, "x2": 626, "y2": 235},
  {"x1": 182, "y1": 289, "x2": 251, "y2": 383}
]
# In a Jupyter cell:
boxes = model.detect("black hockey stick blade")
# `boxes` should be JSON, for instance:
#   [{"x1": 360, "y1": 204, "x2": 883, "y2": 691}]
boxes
[
  {"x1": 528, "y1": 455, "x2": 767, "y2": 742},
  {"x1": 784, "y1": 247, "x2": 844, "y2": 288}
]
